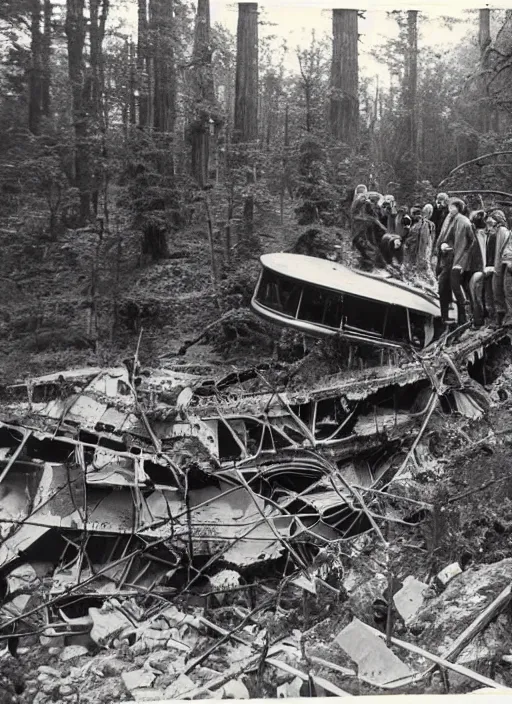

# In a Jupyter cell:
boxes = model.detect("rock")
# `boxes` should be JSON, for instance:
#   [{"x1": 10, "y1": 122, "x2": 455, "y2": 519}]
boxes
[
  {"x1": 40, "y1": 635, "x2": 65, "y2": 648},
  {"x1": 42, "y1": 681, "x2": 59, "y2": 695},
  {"x1": 89, "y1": 605, "x2": 132, "y2": 646},
  {"x1": 38, "y1": 666, "x2": 61, "y2": 678},
  {"x1": 276, "y1": 676, "x2": 303, "y2": 698},
  {"x1": 150, "y1": 618, "x2": 168, "y2": 631},
  {"x1": 335, "y1": 617, "x2": 413, "y2": 686},
  {"x1": 60, "y1": 685, "x2": 74, "y2": 696},
  {"x1": 48, "y1": 646, "x2": 63, "y2": 656},
  {"x1": 122, "y1": 669, "x2": 155, "y2": 693},
  {"x1": 411, "y1": 558, "x2": 512, "y2": 657},
  {"x1": 132, "y1": 689, "x2": 168, "y2": 701},
  {"x1": 33, "y1": 693, "x2": 48, "y2": 704},
  {"x1": 393, "y1": 576, "x2": 430, "y2": 625},
  {"x1": 345, "y1": 572, "x2": 388, "y2": 621},
  {"x1": 61, "y1": 645, "x2": 89, "y2": 662},
  {"x1": 166, "y1": 656, "x2": 187, "y2": 675},
  {"x1": 100, "y1": 657, "x2": 131, "y2": 677},
  {"x1": 147, "y1": 650, "x2": 174, "y2": 673},
  {"x1": 437, "y1": 562, "x2": 463, "y2": 587},
  {"x1": 220, "y1": 679, "x2": 250, "y2": 699},
  {"x1": 165, "y1": 673, "x2": 196, "y2": 699},
  {"x1": 166, "y1": 636, "x2": 190, "y2": 652}
]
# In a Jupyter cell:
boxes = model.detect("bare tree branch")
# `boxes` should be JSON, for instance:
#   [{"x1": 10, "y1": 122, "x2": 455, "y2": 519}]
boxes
[{"x1": 437, "y1": 152, "x2": 512, "y2": 189}]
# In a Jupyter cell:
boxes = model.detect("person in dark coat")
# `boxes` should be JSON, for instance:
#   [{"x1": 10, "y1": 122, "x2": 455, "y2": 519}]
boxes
[
  {"x1": 379, "y1": 195, "x2": 397, "y2": 234},
  {"x1": 436, "y1": 198, "x2": 474, "y2": 327},
  {"x1": 351, "y1": 190, "x2": 386, "y2": 270},
  {"x1": 467, "y1": 210, "x2": 496, "y2": 327}
]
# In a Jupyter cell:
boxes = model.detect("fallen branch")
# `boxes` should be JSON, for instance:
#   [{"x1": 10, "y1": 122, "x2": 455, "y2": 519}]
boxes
[
  {"x1": 447, "y1": 189, "x2": 512, "y2": 199},
  {"x1": 264, "y1": 657, "x2": 352, "y2": 697},
  {"x1": 437, "y1": 151, "x2": 512, "y2": 189},
  {"x1": 368, "y1": 625, "x2": 509, "y2": 691},
  {"x1": 440, "y1": 582, "x2": 512, "y2": 663},
  {"x1": 160, "y1": 310, "x2": 234, "y2": 357},
  {"x1": 448, "y1": 475, "x2": 511, "y2": 503},
  {"x1": 383, "y1": 390, "x2": 438, "y2": 488}
]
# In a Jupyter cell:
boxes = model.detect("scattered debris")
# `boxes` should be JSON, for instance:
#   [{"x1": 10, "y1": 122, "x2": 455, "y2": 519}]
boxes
[
  {"x1": 335, "y1": 617, "x2": 413, "y2": 686},
  {"x1": 437, "y1": 562, "x2": 463, "y2": 587},
  {"x1": 393, "y1": 576, "x2": 430, "y2": 625}
]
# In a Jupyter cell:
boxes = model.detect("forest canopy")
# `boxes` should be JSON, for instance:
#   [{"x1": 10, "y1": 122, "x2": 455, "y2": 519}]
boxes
[{"x1": 1, "y1": 3, "x2": 512, "y2": 373}]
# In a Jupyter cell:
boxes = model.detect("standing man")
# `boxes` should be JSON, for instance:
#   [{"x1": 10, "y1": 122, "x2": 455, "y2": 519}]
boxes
[
  {"x1": 436, "y1": 198, "x2": 474, "y2": 327},
  {"x1": 490, "y1": 209, "x2": 511, "y2": 327},
  {"x1": 432, "y1": 193, "x2": 450, "y2": 244},
  {"x1": 467, "y1": 211, "x2": 495, "y2": 328}
]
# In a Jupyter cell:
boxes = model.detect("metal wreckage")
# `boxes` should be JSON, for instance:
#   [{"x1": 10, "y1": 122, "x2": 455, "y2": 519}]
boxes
[{"x1": 0, "y1": 254, "x2": 509, "y2": 650}]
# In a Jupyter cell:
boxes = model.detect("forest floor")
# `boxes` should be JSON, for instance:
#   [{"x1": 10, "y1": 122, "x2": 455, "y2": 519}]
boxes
[
  {"x1": 3, "y1": 199, "x2": 512, "y2": 701},
  {"x1": 0, "y1": 195, "x2": 303, "y2": 384}
]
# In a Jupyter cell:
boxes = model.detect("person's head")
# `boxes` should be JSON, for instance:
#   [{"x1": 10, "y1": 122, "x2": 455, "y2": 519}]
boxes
[
  {"x1": 381, "y1": 194, "x2": 396, "y2": 214},
  {"x1": 367, "y1": 191, "x2": 383, "y2": 207},
  {"x1": 422, "y1": 204, "x2": 434, "y2": 219},
  {"x1": 485, "y1": 214, "x2": 497, "y2": 230},
  {"x1": 436, "y1": 192, "x2": 449, "y2": 208},
  {"x1": 490, "y1": 209, "x2": 508, "y2": 227},
  {"x1": 354, "y1": 184, "x2": 368, "y2": 198},
  {"x1": 410, "y1": 206, "x2": 422, "y2": 222},
  {"x1": 448, "y1": 197, "x2": 465, "y2": 215},
  {"x1": 470, "y1": 210, "x2": 486, "y2": 230}
]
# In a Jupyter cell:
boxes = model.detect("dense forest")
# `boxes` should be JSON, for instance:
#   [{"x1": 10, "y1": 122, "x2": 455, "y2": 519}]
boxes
[{"x1": 2, "y1": 4, "x2": 512, "y2": 377}]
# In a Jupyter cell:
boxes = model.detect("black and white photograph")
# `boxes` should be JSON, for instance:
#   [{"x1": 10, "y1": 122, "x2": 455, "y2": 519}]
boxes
[{"x1": 1, "y1": 0, "x2": 512, "y2": 701}]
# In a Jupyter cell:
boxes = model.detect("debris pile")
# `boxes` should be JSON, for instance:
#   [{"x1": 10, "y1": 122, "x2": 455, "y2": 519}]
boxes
[{"x1": 1, "y1": 325, "x2": 512, "y2": 701}]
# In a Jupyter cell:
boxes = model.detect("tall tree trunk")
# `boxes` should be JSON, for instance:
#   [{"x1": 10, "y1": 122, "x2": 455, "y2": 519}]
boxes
[
  {"x1": 234, "y1": 2, "x2": 258, "y2": 238},
  {"x1": 405, "y1": 10, "x2": 418, "y2": 158},
  {"x1": 330, "y1": 9, "x2": 359, "y2": 144},
  {"x1": 129, "y1": 40, "x2": 137, "y2": 125},
  {"x1": 65, "y1": 0, "x2": 90, "y2": 225},
  {"x1": 152, "y1": 0, "x2": 176, "y2": 135},
  {"x1": 87, "y1": 0, "x2": 108, "y2": 217},
  {"x1": 29, "y1": 0, "x2": 42, "y2": 135},
  {"x1": 190, "y1": 0, "x2": 214, "y2": 188},
  {"x1": 41, "y1": 0, "x2": 52, "y2": 118},
  {"x1": 137, "y1": 0, "x2": 149, "y2": 128},
  {"x1": 234, "y1": 2, "x2": 258, "y2": 144},
  {"x1": 479, "y1": 8, "x2": 491, "y2": 133}
]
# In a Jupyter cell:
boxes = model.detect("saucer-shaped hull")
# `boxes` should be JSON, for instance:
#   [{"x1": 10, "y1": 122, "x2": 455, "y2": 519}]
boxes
[{"x1": 251, "y1": 253, "x2": 452, "y2": 349}]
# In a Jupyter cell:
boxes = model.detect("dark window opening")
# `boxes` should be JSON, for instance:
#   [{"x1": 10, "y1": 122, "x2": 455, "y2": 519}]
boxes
[
  {"x1": 217, "y1": 422, "x2": 243, "y2": 461},
  {"x1": 315, "y1": 398, "x2": 351, "y2": 440},
  {"x1": 144, "y1": 461, "x2": 179, "y2": 486},
  {"x1": 383, "y1": 306, "x2": 410, "y2": 343},
  {"x1": 343, "y1": 295, "x2": 387, "y2": 336},
  {"x1": 245, "y1": 420, "x2": 264, "y2": 456},
  {"x1": 290, "y1": 402, "x2": 314, "y2": 428},
  {"x1": 78, "y1": 431, "x2": 127, "y2": 454},
  {"x1": 256, "y1": 270, "x2": 302, "y2": 317},
  {"x1": 409, "y1": 311, "x2": 427, "y2": 348},
  {"x1": 261, "y1": 426, "x2": 274, "y2": 451},
  {"x1": 299, "y1": 285, "x2": 343, "y2": 328}
]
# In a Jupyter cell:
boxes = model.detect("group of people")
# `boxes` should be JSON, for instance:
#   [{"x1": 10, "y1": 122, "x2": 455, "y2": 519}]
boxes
[{"x1": 350, "y1": 185, "x2": 512, "y2": 331}]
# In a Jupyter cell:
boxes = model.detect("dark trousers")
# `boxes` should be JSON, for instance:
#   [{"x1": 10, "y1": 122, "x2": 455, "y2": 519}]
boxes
[
  {"x1": 438, "y1": 264, "x2": 453, "y2": 322},
  {"x1": 450, "y1": 267, "x2": 468, "y2": 325}
]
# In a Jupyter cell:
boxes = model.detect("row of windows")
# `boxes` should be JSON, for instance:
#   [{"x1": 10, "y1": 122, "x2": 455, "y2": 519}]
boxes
[{"x1": 254, "y1": 269, "x2": 432, "y2": 346}]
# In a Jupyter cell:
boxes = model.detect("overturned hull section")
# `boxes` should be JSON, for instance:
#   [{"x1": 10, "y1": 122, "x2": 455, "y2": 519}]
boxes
[{"x1": 251, "y1": 253, "x2": 457, "y2": 349}]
